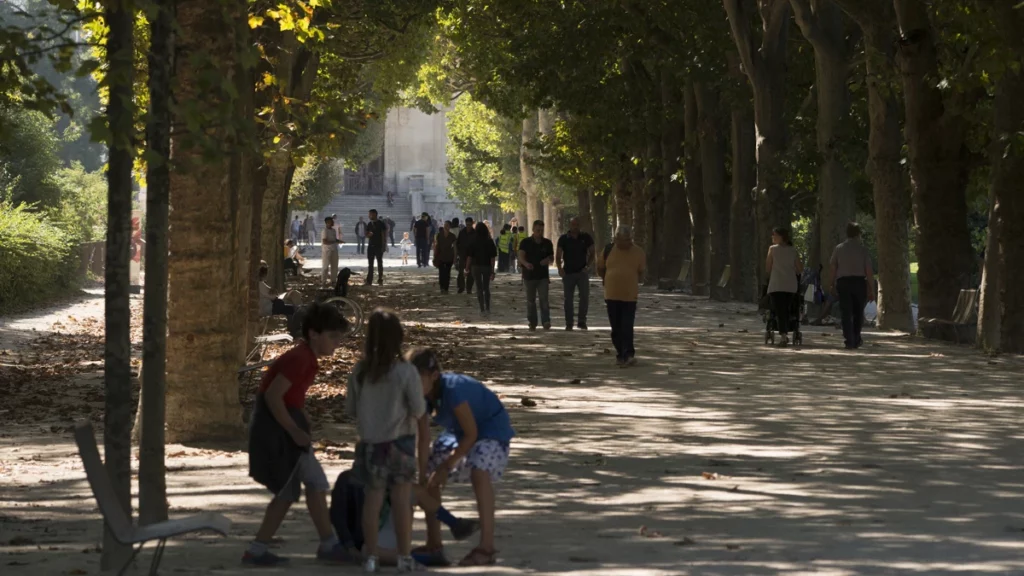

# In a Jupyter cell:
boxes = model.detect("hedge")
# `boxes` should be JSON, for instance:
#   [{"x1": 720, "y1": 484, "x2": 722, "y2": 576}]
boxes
[{"x1": 0, "y1": 201, "x2": 81, "y2": 314}]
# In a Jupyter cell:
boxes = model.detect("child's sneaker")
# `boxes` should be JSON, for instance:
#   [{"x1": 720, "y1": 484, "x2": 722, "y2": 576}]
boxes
[
  {"x1": 449, "y1": 518, "x2": 480, "y2": 541},
  {"x1": 316, "y1": 542, "x2": 358, "y2": 564},
  {"x1": 363, "y1": 554, "x2": 380, "y2": 573},
  {"x1": 396, "y1": 555, "x2": 424, "y2": 572},
  {"x1": 241, "y1": 550, "x2": 289, "y2": 567}
]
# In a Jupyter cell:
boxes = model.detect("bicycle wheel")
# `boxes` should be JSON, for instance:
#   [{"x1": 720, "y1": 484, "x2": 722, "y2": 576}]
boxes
[{"x1": 322, "y1": 296, "x2": 364, "y2": 336}]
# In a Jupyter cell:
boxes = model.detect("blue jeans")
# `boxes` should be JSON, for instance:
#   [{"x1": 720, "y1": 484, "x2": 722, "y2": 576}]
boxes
[
  {"x1": 606, "y1": 300, "x2": 637, "y2": 361},
  {"x1": 562, "y1": 271, "x2": 589, "y2": 327}
]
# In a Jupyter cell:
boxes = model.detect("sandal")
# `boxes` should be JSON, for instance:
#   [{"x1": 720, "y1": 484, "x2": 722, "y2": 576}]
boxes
[{"x1": 458, "y1": 547, "x2": 498, "y2": 567}]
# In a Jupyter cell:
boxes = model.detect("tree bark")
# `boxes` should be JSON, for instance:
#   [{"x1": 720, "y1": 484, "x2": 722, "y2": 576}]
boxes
[
  {"x1": 790, "y1": 0, "x2": 857, "y2": 290},
  {"x1": 978, "y1": 182, "x2": 1001, "y2": 351},
  {"x1": 695, "y1": 82, "x2": 731, "y2": 301},
  {"x1": 575, "y1": 188, "x2": 593, "y2": 235},
  {"x1": 893, "y1": 0, "x2": 976, "y2": 319},
  {"x1": 990, "y1": 0, "x2": 1024, "y2": 352},
  {"x1": 165, "y1": 0, "x2": 247, "y2": 442},
  {"x1": 684, "y1": 81, "x2": 710, "y2": 295},
  {"x1": 724, "y1": 0, "x2": 792, "y2": 287},
  {"x1": 661, "y1": 80, "x2": 691, "y2": 284},
  {"x1": 645, "y1": 118, "x2": 664, "y2": 283},
  {"x1": 101, "y1": 0, "x2": 134, "y2": 568},
  {"x1": 730, "y1": 97, "x2": 757, "y2": 302},
  {"x1": 630, "y1": 154, "x2": 647, "y2": 260},
  {"x1": 591, "y1": 190, "x2": 610, "y2": 250},
  {"x1": 613, "y1": 160, "x2": 633, "y2": 229},
  {"x1": 261, "y1": 150, "x2": 294, "y2": 290},
  {"x1": 138, "y1": 0, "x2": 171, "y2": 527},
  {"x1": 521, "y1": 112, "x2": 541, "y2": 228}
]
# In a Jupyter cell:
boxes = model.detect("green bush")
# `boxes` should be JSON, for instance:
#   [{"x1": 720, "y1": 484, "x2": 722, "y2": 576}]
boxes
[{"x1": 0, "y1": 200, "x2": 81, "y2": 314}]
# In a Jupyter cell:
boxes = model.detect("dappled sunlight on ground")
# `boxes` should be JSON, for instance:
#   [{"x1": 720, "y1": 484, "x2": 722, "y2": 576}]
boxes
[{"x1": 2, "y1": 264, "x2": 1023, "y2": 574}]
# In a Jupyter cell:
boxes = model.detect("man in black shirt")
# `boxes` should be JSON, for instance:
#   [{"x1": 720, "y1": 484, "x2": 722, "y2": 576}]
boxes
[
  {"x1": 364, "y1": 209, "x2": 387, "y2": 285},
  {"x1": 413, "y1": 212, "x2": 431, "y2": 267},
  {"x1": 517, "y1": 220, "x2": 555, "y2": 330},
  {"x1": 556, "y1": 217, "x2": 595, "y2": 330},
  {"x1": 455, "y1": 217, "x2": 475, "y2": 294}
]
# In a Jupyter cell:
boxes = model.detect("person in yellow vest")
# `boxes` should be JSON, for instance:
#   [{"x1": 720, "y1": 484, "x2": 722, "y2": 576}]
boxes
[{"x1": 496, "y1": 225, "x2": 512, "y2": 273}]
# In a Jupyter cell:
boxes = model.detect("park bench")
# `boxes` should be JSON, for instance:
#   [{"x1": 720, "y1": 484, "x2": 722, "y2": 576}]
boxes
[
  {"x1": 74, "y1": 421, "x2": 230, "y2": 576},
  {"x1": 918, "y1": 288, "x2": 979, "y2": 344},
  {"x1": 658, "y1": 260, "x2": 691, "y2": 291},
  {"x1": 716, "y1": 265, "x2": 731, "y2": 289}
]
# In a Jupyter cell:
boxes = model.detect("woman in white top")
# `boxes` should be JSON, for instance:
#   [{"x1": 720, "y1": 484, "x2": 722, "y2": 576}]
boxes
[
  {"x1": 321, "y1": 216, "x2": 342, "y2": 284},
  {"x1": 765, "y1": 227, "x2": 803, "y2": 346},
  {"x1": 258, "y1": 261, "x2": 304, "y2": 318}
]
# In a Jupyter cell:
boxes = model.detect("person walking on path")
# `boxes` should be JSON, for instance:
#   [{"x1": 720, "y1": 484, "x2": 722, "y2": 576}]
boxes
[
  {"x1": 365, "y1": 209, "x2": 387, "y2": 286},
  {"x1": 508, "y1": 225, "x2": 520, "y2": 274},
  {"x1": 765, "y1": 227, "x2": 804, "y2": 347},
  {"x1": 456, "y1": 217, "x2": 476, "y2": 295},
  {"x1": 433, "y1": 221, "x2": 458, "y2": 294},
  {"x1": 517, "y1": 220, "x2": 555, "y2": 330},
  {"x1": 321, "y1": 216, "x2": 342, "y2": 285},
  {"x1": 556, "y1": 217, "x2": 595, "y2": 330},
  {"x1": 413, "y1": 213, "x2": 431, "y2": 268},
  {"x1": 597, "y1": 226, "x2": 645, "y2": 367},
  {"x1": 306, "y1": 215, "x2": 317, "y2": 248},
  {"x1": 465, "y1": 222, "x2": 497, "y2": 316},
  {"x1": 354, "y1": 216, "x2": 367, "y2": 255},
  {"x1": 496, "y1": 225, "x2": 512, "y2": 273},
  {"x1": 830, "y1": 222, "x2": 875, "y2": 349},
  {"x1": 385, "y1": 216, "x2": 396, "y2": 246},
  {"x1": 291, "y1": 215, "x2": 302, "y2": 243}
]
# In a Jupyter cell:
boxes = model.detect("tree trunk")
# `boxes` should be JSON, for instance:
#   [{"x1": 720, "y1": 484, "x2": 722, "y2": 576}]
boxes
[
  {"x1": 730, "y1": 98, "x2": 757, "y2": 302},
  {"x1": 165, "y1": 0, "x2": 247, "y2": 442},
  {"x1": 724, "y1": 0, "x2": 792, "y2": 287},
  {"x1": 137, "y1": 0, "x2": 171, "y2": 527},
  {"x1": 645, "y1": 119, "x2": 664, "y2": 283},
  {"x1": 543, "y1": 201, "x2": 553, "y2": 238},
  {"x1": 576, "y1": 188, "x2": 593, "y2": 234},
  {"x1": 685, "y1": 81, "x2": 709, "y2": 295},
  {"x1": 521, "y1": 112, "x2": 541, "y2": 228},
  {"x1": 695, "y1": 82, "x2": 731, "y2": 301},
  {"x1": 101, "y1": 0, "x2": 135, "y2": 568},
  {"x1": 261, "y1": 150, "x2": 293, "y2": 291},
  {"x1": 865, "y1": 22, "x2": 913, "y2": 332},
  {"x1": 613, "y1": 162, "x2": 633, "y2": 229},
  {"x1": 978, "y1": 183, "x2": 1001, "y2": 351},
  {"x1": 790, "y1": 0, "x2": 857, "y2": 290},
  {"x1": 894, "y1": 0, "x2": 976, "y2": 319},
  {"x1": 592, "y1": 189, "x2": 610, "y2": 250},
  {"x1": 990, "y1": 3, "x2": 1024, "y2": 352},
  {"x1": 661, "y1": 75, "x2": 691, "y2": 283},
  {"x1": 630, "y1": 156, "x2": 647, "y2": 258}
]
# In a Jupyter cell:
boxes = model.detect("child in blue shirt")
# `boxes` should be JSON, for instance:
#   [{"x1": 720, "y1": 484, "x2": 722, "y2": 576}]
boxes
[{"x1": 407, "y1": 348, "x2": 515, "y2": 567}]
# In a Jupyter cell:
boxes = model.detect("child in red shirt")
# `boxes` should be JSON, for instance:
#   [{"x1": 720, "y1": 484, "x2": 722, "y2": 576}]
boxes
[{"x1": 244, "y1": 302, "x2": 350, "y2": 566}]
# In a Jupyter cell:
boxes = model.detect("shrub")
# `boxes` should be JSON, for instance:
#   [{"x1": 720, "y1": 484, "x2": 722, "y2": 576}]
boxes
[{"x1": 0, "y1": 200, "x2": 81, "y2": 314}]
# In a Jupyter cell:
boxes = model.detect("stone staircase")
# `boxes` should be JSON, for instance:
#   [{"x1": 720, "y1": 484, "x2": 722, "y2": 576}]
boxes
[{"x1": 320, "y1": 194, "x2": 414, "y2": 236}]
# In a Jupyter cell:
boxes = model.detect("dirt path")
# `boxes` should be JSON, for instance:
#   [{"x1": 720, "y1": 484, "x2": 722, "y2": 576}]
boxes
[{"x1": 2, "y1": 267, "x2": 1023, "y2": 575}]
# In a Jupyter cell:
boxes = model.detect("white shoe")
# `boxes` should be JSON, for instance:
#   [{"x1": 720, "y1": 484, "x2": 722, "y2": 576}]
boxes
[
  {"x1": 396, "y1": 555, "x2": 423, "y2": 572},
  {"x1": 363, "y1": 555, "x2": 379, "y2": 573}
]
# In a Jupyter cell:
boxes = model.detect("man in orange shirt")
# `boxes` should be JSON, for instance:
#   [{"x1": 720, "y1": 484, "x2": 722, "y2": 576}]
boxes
[{"x1": 596, "y1": 226, "x2": 645, "y2": 367}]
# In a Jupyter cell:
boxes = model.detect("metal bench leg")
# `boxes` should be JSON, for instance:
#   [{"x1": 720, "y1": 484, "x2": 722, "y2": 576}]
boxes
[
  {"x1": 148, "y1": 538, "x2": 167, "y2": 576},
  {"x1": 118, "y1": 541, "x2": 146, "y2": 576}
]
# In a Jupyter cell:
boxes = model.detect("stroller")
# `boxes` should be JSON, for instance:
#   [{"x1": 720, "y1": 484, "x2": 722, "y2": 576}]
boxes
[{"x1": 760, "y1": 273, "x2": 809, "y2": 346}]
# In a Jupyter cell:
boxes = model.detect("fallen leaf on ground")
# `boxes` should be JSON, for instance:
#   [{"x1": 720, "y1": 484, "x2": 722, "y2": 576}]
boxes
[
  {"x1": 521, "y1": 397, "x2": 537, "y2": 407},
  {"x1": 638, "y1": 525, "x2": 663, "y2": 538},
  {"x1": 726, "y1": 544, "x2": 741, "y2": 550},
  {"x1": 701, "y1": 472, "x2": 719, "y2": 480},
  {"x1": 673, "y1": 537, "x2": 695, "y2": 546}
]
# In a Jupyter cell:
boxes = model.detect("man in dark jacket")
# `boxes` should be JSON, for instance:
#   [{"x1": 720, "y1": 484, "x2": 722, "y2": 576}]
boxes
[
  {"x1": 455, "y1": 217, "x2": 476, "y2": 294},
  {"x1": 365, "y1": 209, "x2": 387, "y2": 286}
]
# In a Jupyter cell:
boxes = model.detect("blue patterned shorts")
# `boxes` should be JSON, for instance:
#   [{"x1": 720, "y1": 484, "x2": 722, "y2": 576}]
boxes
[{"x1": 427, "y1": 433, "x2": 510, "y2": 483}]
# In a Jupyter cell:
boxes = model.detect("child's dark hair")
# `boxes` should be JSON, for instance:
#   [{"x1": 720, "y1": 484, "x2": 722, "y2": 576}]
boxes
[
  {"x1": 407, "y1": 347, "x2": 443, "y2": 375},
  {"x1": 301, "y1": 302, "x2": 349, "y2": 340},
  {"x1": 359, "y1": 308, "x2": 404, "y2": 384}
]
